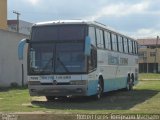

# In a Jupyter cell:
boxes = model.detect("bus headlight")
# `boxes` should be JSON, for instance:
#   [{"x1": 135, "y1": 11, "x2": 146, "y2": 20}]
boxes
[{"x1": 70, "y1": 80, "x2": 87, "y2": 85}]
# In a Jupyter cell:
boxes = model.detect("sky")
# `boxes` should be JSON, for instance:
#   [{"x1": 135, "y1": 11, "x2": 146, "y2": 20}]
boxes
[{"x1": 8, "y1": 0, "x2": 160, "y2": 39}]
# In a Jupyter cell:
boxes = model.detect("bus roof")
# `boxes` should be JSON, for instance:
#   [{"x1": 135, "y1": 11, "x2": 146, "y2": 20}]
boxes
[
  {"x1": 34, "y1": 20, "x2": 137, "y2": 41},
  {"x1": 34, "y1": 20, "x2": 104, "y2": 27}
]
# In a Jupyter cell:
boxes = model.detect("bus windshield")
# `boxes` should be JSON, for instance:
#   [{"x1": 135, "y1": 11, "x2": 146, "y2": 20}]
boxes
[
  {"x1": 29, "y1": 42, "x2": 86, "y2": 74},
  {"x1": 29, "y1": 24, "x2": 87, "y2": 75},
  {"x1": 31, "y1": 24, "x2": 86, "y2": 41}
]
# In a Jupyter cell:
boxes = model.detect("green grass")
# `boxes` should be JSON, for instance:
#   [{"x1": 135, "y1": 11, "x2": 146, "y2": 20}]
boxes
[
  {"x1": 0, "y1": 76, "x2": 160, "y2": 115},
  {"x1": 139, "y1": 73, "x2": 160, "y2": 80}
]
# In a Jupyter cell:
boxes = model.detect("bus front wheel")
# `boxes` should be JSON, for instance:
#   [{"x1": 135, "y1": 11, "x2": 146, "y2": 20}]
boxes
[{"x1": 96, "y1": 78, "x2": 104, "y2": 100}]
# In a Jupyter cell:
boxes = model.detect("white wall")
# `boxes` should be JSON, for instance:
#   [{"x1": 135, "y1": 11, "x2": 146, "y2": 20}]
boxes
[{"x1": 0, "y1": 29, "x2": 28, "y2": 87}]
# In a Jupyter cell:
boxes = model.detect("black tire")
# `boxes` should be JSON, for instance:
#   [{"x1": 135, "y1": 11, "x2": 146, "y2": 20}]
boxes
[
  {"x1": 58, "y1": 96, "x2": 68, "y2": 100},
  {"x1": 126, "y1": 74, "x2": 134, "y2": 91},
  {"x1": 95, "y1": 78, "x2": 104, "y2": 100},
  {"x1": 131, "y1": 73, "x2": 135, "y2": 85},
  {"x1": 46, "y1": 96, "x2": 55, "y2": 101}
]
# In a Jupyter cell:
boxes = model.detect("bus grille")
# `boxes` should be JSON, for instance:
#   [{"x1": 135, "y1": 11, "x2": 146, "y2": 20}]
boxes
[{"x1": 41, "y1": 82, "x2": 70, "y2": 85}]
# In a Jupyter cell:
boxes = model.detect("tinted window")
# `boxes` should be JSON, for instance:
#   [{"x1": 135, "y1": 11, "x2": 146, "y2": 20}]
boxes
[
  {"x1": 31, "y1": 25, "x2": 86, "y2": 41},
  {"x1": 104, "y1": 31, "x2": 111, "y2": 50},
  {"x1": 88, "y1": 27, "x2": 96, "y2": 46},
  {"x1": 111, "y1": 33, "x2": 118, "y2": 51},
  {"x1": 123, "y1": 37, "x2": 128, "y2": 53},
  {"x1": 55, "y1": 43, "x2": 85, "y2": 73},
  {"x1": 96, "y1": 28, "x2": 104, "y2": 48},
  {"x1": 135, "y1": 42, "x2": 138, "y2": 54},
  {"x1": 128, "y1": 39, "x2": 133, "y2": 54},
  {"x1": 88, "y1": 46, "x2": 97, "y2": 71},
  {"x1": 132, "y1": 41, "x2": 135, "y2": 54},
  {"x1": 118, "y1": 36, "x2": 124, "y2": 52},
  {"x1": 29, "y1": 42, "x2": 86, "y2": 75}
]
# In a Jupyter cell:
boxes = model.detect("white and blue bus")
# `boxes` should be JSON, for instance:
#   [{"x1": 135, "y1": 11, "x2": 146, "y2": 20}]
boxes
[{"x1": 18, "y1": 20, "x2": 138, "y2": 100}]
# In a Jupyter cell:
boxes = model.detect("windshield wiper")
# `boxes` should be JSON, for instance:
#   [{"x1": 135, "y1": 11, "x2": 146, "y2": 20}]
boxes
[
  {"x1": 40, "y1": 57, "x2": 54, "y2": 74},
  {"x1": 57, "y1": 57, "x2": 69, "y2": 72}
]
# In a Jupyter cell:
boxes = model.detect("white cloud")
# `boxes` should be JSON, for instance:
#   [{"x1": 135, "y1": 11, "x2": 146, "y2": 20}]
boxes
[
  {"x1": 87, "y1": 1, "x2": 150, "y2": 20},
  {"x1": 136, "y1": 28, "x2": 160, "y2": 38},
  {"x1": 26, "y1": 0, "x2": 40, "y2": 5},
  {"x1": 8, "y1": 0, "x2": 160, "y2": 39},
  {"x1": 137, "y1": 28, "x2": 153, "y2": 35},
  {"x1": 124, "y1": 28, "x2": 160, "y2": 39}
]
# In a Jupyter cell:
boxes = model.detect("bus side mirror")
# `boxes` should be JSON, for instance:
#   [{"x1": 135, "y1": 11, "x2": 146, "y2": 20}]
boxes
[
  {"x1": 84, "y1": 36, "x2": 91, "y2": 56},
  {"x1": 18, "y1": 38, "x2": 29, "y2": 60}
]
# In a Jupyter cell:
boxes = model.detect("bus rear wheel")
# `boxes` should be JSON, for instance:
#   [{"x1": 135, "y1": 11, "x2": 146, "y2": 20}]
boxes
[
  {"x1": 46, "y1": 96, "x2": 55, "y2": 101},
  {"x1": 126, "y1": 75, "x2": 134, "y2": 91}
]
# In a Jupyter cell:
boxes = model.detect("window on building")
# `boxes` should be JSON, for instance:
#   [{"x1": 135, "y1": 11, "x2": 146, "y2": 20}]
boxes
[
  {"x1": 104, "y1": 31, "x2": 111, "y2": 50},
  {"x1": 139, "y1": 45, "x2": 147, "y2": 49},
  {"x1": 150, "y1": 52, "x2": 156, "y2": 57},
  {"x1": 88, "y1": 27, "x2": 96, "y2": 46},
  {"x1": 111, "y1": 33, "x2": 118, "y2": 51},
  {"x1": 138, "y1": 51, "x2": 146, "y2": 57},
  {"x1": 150, "y1": 46, "x2": 156, "y2": 49},
  {"x1": 96, "y1": 28, "x2": 104, "y2": 48}
]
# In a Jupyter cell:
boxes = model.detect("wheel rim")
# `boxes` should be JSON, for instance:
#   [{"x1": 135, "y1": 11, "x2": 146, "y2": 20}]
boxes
[
  {"x1": 126, "y1": 83, "x2": 130, "y2": 90},
  {"x1": 127, "y1": 78, "x2": 133, "y2": 91},
  {"x1": 97, "y1": 82, "x2": 102, "y2": 99}
]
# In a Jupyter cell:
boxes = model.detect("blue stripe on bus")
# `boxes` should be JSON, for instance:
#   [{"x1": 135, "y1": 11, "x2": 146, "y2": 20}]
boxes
[
  {"x1": 87, "y1": 77, "x2": 127, "y2": 96},
  {"x1": 87, "y1": 80, "x2": 98, "y2": 96}
]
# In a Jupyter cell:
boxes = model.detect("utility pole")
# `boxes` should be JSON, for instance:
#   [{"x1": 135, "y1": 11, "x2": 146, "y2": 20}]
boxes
[
  {"x1": 13, "y1": 10, "x2": 20, "y2": 33},
  {"x1": 154, "y1": 36, "x2": 159, "y2": 73}
]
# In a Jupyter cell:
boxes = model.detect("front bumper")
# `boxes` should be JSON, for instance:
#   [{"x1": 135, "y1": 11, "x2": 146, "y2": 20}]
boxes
[{"x1": 28, "y1": 85, "x2": 87, "y2": 97}]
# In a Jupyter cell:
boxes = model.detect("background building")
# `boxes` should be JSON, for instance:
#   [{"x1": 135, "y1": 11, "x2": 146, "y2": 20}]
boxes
[
  {"x1": 0, "y1": 0, "x2": 7, "y2": 30},
  {"x1": 8, "y1": 20, "x2": 33, "y2": 35},
  {"x1": 138, "y1": 38, "x2": 160, "y2": 73},
  {"x1": 0, "y1": 0, "x2": 31, "y2": 87},
  {"x1": 0, "y1": 29, "x2": 28, "y2": 87}
]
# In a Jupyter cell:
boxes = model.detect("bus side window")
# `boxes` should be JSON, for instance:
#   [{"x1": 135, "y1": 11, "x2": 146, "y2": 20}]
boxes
[
  {"x1": 116, "y1": 35, "x2": 119, "y2": 52},
  {"x1": 89, "y1": 46, "x2": 97, "y2": 71},
  {"x1": 96, "y1": 28, "x2": 104, "y2": 49},
  {"x1": 133, "y1": 41, "x2": 136, "y2": 54},
  {"x1": 135, "y1": 42, "x2": 138, "y2": 54},
  {"x1": 123, "y1": 37, "x2": 128, "y2": 53},
  {"x1": 128, "y1": 39, "x2": 133, "y2": 54},
  {"x1": 88, "y1": 27, "x2": 96, "y2": 46},
  {"x1": 104, "y1": 31, "x2": 111, "y2": 50},
  {"x1": 132, "y1": 40, "x2": 134, "y2": 54},
  {"x1": 118, "y1": 35, "x2": 124, "y2": 52},
  {"x1": 111, "y1": 33, "x2": 118, "y2": 51}
]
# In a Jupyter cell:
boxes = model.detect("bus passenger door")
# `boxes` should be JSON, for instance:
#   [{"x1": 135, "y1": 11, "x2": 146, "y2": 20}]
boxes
[{"x1": 88, "y1": 46, "x2": 97, "y2": 72}]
